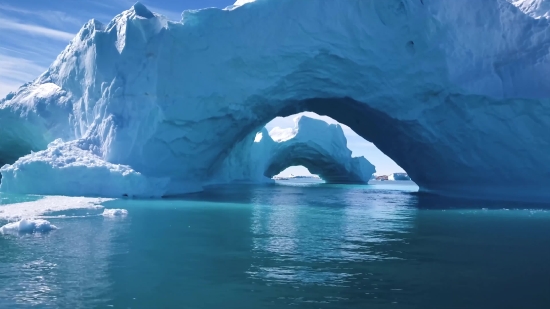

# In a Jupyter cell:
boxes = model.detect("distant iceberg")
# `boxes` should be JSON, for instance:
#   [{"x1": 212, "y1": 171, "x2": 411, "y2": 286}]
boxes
[
  {"x1": 209, "y1": 115, "x2": 375, "y2": 185},
  {"x1": 388, "y1": 173, "x2": 411, "y2": 181}
]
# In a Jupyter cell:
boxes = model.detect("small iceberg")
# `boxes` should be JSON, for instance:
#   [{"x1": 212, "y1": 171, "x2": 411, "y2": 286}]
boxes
[
  {"x1": 102, "y1": 209, "x2": 128, "y2": 217},
  {"x1": 0, "y1": 219, "x2": 57, "y2": 235}
]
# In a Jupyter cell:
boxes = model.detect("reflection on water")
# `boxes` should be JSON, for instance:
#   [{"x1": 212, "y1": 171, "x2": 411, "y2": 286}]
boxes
[
  {"x1": 1, "y1": 181, "x2": 549, "y2": 308},
  {"x1": 0, "y1": 213, "x2": 129, "y2": 308},
  {"x1": 242, "y1": 182, "x2": 421, "y2": 306},
  {"x1": 248, "y1": 184, "x2": 417, "y2": 289}
]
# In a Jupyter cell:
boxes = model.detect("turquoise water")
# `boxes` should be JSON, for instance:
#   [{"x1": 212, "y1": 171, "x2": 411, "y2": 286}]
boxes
[
  {"x1": 1, "y1": 181, "x2": 550, "y2": 308},
  {"x1": 0, "y1": 193, "x2": 42, "y2": 205}
]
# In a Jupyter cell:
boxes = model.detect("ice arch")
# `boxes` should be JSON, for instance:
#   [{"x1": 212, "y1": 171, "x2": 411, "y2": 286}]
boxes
[
  {"x1": 209, "y1": 116, "x2": 375, "y2": 186},
  {"x1": 2, "y1": 1, "x2": 550, "y2": 201},
  {"x1": 265, "y1": 149, "x2": 368, "y2": 183},
  {"x1": 263, "y1": 117, "x2": 374, "y2": 183}
]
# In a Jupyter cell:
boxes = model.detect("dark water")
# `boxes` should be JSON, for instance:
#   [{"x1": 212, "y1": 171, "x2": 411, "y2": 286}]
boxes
[{"x1": 1, "y1": 181, "x2": 550, "y2": 309}]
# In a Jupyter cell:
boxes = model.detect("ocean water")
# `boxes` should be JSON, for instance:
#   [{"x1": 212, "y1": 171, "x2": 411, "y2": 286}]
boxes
[{"x1": 1, "y1": 180, "x2": 550, "y2": 309}]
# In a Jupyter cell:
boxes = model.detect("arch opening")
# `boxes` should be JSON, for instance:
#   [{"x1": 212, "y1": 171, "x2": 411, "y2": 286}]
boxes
[
  {"x1": 264, "y1": 112, "x2": 410, "y2": 183},
  {"x1": 272, "y1": 166, "x2": 323, "y2": 182},
  {"x1": 209, "y1": 108, "x2": 412, "y2": 187},
  {"x1": 263, "y1": 141, "x2": 367, "y2": 184},
  {"x1": 208, "y1": 94, "x2": 417, "y2": 185}
]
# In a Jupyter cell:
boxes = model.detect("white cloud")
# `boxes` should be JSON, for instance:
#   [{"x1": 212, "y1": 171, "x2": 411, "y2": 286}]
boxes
[
  {"x1": 0, "y1": 18, "x2": 74, "y2": 41},
  {"x1": 0, "y1": 80, "x2": 23, "y2": 98},
  {"x1": 0, "y1": 4, "x2": 84, "y2": 29},
  {"x1": 0, "y1": 54, "x2": 47, "y2": 97}
]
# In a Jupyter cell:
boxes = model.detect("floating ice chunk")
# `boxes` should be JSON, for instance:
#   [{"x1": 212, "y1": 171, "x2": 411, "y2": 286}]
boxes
[
  {"x1": 0, "y1": 219, "x2": 57, "y2": 235},
  {"x1": 0, "y1": 196, "x2": 110, "y2": 221},
  {"x1": 102, "y1": 209, "x2": 128, "y2": 217}
]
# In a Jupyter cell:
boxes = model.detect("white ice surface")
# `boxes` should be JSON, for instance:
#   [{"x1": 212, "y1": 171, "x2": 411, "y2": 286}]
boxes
[
  {"x1": 0, "y1": 195, "x2": 125, "y2": 234},
  {"x1": 232, "y1": 0, "x2": 256, "y2": 8},
  {"x1": 0, "y1": 195, "x2": 111, "y2": 221},
  {"x1": 0, "y1": 219, "x2": 57, "y2": 235},
  {"x1": 509, "y1": 0, "x2": 550, "y2": 18},
  {"x1": 102, "y1": 208, "x2": 129, "y2": 217}
]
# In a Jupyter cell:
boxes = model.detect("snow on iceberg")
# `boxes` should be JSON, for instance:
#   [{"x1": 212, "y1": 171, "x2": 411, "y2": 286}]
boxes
[
  {"x1": 209, "y1": 116, "x2": 375, "y2": 184},
  {"x1": 0, "y1": 139, "x2": 170, "y2": 198},
  {"x1": 508, "y1": 0, "x2": 550, "y2": 18},
  {"x1": 0, "y1": 219, "x2": 57, "y2": 235},
  {"x1": 2, "y1": 1, "x2": 550, "y2": 201}
]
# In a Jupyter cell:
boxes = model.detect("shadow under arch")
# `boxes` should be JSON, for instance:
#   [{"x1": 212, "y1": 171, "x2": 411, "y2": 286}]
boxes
[{"x1": 0, "y1": 112, "x2": 49, "y2": 173}]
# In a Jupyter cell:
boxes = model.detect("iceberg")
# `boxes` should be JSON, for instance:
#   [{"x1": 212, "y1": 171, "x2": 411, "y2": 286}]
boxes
[
  {"x1": 1, "y1": 116, "x2": 373, "y2": 198},
  {"x1": 388, "y1": 173, "x2": 411, "y2": 181},
  {"x1": 209, "y1": 115, "x2": 375, "y2": 185},
  {"x1": 0, "y1": 219, "x2": 57, "y2": 235},
  {"x1": 0, "y1": 139, "x2": 171, "y2": 198},
  {"x1": 102, "y1": 208, "x2": 129, "y2": 217},
  {"x1": 2, "y1": 0, "x2": 550, "y2": 201}
]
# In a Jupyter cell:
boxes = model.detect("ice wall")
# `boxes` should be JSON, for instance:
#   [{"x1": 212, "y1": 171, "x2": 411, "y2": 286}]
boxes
[{"x1": 1, "y1": 0, "x2": 550, "y2": 201}]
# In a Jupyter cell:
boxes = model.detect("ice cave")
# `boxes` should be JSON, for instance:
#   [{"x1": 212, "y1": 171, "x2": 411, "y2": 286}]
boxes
[{"x1": 1, "y1": 0, "x2": 550, "y2": 201}]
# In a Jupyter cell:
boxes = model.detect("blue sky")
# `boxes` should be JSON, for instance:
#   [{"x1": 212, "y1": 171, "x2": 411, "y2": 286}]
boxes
[{"x1": 0, "y1": 0, "x2": 404, "y2": 176}]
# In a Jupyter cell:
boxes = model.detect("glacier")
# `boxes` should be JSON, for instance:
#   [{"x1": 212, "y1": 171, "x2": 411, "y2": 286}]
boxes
[
  {"x1": 1, "y1": 0, "x2": 550, "y2": 201},
  {"x1": 209, "y1": 115, "x2": 375, "y2": 185}
]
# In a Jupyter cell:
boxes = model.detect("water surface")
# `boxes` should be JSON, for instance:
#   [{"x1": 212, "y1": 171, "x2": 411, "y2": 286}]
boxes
[{"x1": 1, "y1": 181, "x2": 549, "y2": 308}]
